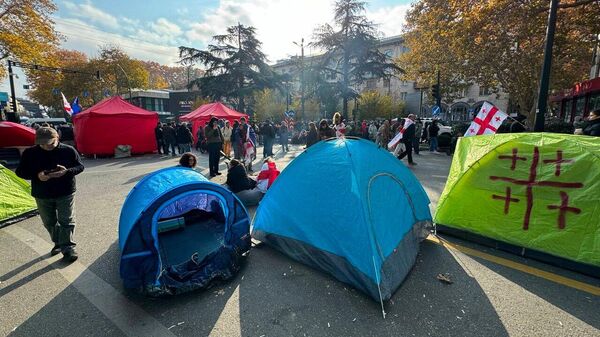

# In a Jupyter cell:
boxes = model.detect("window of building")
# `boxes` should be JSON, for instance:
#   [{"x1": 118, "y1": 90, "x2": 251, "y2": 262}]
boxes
[
  {"x1": 144, "y1": 97, "x2": 153, "y2": 111},
  {"x1": 479, "y1": 87, "x2": 491, "y2": 96},
  {"x1": 589, "y1": 92, "x2": 600, "y2": 113},
  {"x1": 400, "y1": 92, "x2": 407, "y2": 101},
  {"x1": 383, "y1": 78, "x2": 391, "y2": 88},
  {"x1": 155, "y1": 98, "x2": 164, "y2": 112},
  {"x1": 366, "y1": 79, "x2": 378, "y2": 90},
  {"x1": 384, "y1": 49, "x2": 393, "y2": 58}
]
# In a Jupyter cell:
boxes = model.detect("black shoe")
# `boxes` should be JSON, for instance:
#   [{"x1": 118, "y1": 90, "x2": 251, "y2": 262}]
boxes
[
  {"x1": 210, "y1": 173, "x2": 216, "y2": 177},
  {"x1": 63, "y1": 249, "x2": 78, "y2": 262},
  {"x1": 50, "y1": 245, "x2": 61, "y2": 256},
  {"x1": 215, "y1": 172, "x2": 222, "y2": 176},
  {"x1": 409, "y1": 162, "x2": 417, "y2": 166}
]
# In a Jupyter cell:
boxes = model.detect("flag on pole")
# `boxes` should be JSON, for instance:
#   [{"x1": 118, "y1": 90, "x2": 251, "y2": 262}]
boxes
[
  {"x1": 71, "y1": 97, "x2": 82, "y2": 115},
  {"x1": 387, "y1": 118, "x2": 415, "y2": 150},
  {"x1": 465, "y1": 102, "x2": 508, "y2": 137},
  {"x1": 61, "y1": 92, "x2": 73, "y2": 115}
]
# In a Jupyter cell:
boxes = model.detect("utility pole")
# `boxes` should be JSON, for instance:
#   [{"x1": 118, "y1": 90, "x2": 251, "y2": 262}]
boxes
[
  {"x1": 300, "y1": 38, "x2": 305, "y2": 118},
  {"x1": 534, "y1": 0, "x2": 559, "y2": 132},
  {"x1": 7, "y1": 60, "x2": 18, "y2": 122},
  {"x1": 436, "y1": 69, "x2": 441, "y2": 116}
]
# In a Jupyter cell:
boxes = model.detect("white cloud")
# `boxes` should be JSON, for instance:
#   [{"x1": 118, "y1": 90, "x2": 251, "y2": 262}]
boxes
[
  {"x1": 62, "y1": 1, "x2": 120, "y2": 30},
  {"x1": 182, "y1": 0, "x2": 410, "y2": 63},
  {"x1": 55, "y1": 17, "x2": 180, "y2": 65},
  {"x1": 151, "y1": 18, "x2": 182, "y2": 37},
  {"x1": 367, "y1": 4, "x2": 411, "y2": 37}
]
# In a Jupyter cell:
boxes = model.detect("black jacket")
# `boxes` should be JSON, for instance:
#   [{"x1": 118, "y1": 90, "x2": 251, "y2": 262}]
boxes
[
  {"x1": 226, "y1": 164, "x2": 256, "y2": 193},
  {"x1": 428, "y1": 124, "x2": 440, "y2": 137},
  {"x1": 583, "y1": 118, "x2": 600, "y2": 136},
  {"x1": 306, "y1": 129, "x2": 319, "y2": 147},
  {"x1": 402, "y1": 123, "x2": 416, "y2": 144},
  {"x1": 205, "y1": 125, "x2": 224, "y2": 144},
  {"x1": 176, "y1": 125, "x2": 193, "y2": 144},
  {"x1": 162, "y1": 126, "x2": 177, "y2": 143},
  {"x1": 16, "y1": 143, "x2": 84, "y2": 199}
]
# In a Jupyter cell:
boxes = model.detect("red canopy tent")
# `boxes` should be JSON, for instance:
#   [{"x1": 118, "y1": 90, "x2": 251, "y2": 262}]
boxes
[
  {"x1": 0, "y1": 121, "x2": 35, "y2": 148},
  {"x1": 179, "y1": 102, "x2": 248, "y2": 141},
  {"x1": 73, "y1": 96, "x2": 158, "y2": 156}
]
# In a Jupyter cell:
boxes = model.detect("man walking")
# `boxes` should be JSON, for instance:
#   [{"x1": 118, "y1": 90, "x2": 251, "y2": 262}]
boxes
[
  {"x1": 397, "y1": 114, "x2": 417, "y2": 166},
  {"x1": 262, "y1": 119, "x2": 275, "y2": 158},
  {"x1": 162, "y1": 123, "x2": 177, "y2": 156},
  {"x1": 16, "y1": 127, "x2": 84, "y2": 262}
]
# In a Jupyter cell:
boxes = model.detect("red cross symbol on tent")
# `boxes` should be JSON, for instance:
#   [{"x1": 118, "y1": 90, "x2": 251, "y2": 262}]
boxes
[{"x1": 473, "y1": 105, "x2": 502, "y2": 135}]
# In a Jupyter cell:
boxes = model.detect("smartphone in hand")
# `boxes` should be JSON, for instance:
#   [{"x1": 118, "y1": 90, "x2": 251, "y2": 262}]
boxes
[{"x1": 43, "y1": 167, "x2": 61, "y2": 175}]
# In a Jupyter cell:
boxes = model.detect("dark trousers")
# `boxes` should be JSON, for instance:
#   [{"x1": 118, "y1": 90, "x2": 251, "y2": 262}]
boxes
[
  {"x1": 208, "y1": 142, "x2": 222, "y2": 174},
  {"x1": 36, "y1": 194, "x2": 76, "y2": 252},
  {"x1": 398, "y1": 141, "x2": 414, "y2": 164},
  {"x1": 156, "y1": 138, "x2": 164, "y2": 154},
  {"x1": 412, "y1": 136, "x2": 420, "y2": 154},
  {"x1": 263, "y1": 138, "x2": 273, "y2": 157}
]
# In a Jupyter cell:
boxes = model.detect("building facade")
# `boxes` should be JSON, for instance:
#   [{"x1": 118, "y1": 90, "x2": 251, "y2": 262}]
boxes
[
  {"x1": 122, "y1": 89, "x2": 204, "y2": 121},
  {"x1": 271, "y1": 35, "x2": 510, "y2": 121}
]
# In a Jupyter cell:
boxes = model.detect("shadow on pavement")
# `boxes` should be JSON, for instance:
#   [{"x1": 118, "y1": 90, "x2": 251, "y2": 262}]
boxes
[
  {"x1": 474, "y1": 256, "x2": 600, "y2": 330},
  {"x1": 235, "y1": 241, "x2": 509, "y2": 337}
]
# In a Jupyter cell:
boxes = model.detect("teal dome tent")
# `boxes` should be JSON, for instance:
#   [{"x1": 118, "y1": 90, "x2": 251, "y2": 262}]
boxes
[{"x1": 252, "y1": 138, "x2": 432, "y2": 311}]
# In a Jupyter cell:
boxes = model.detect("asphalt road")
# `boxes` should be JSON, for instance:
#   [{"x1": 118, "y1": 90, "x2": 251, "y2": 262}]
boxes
[{"x1": 1, "y1": 143, "x2": 598, "y2": 337}]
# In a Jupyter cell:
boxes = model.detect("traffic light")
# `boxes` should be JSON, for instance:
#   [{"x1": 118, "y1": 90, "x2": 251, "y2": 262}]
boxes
[
  {"x1": 96, "y1": 70, "x2": 101, "y2": 80},
  {"x1": 431, "y1": 84, "x2": 440, "y2": 100}
]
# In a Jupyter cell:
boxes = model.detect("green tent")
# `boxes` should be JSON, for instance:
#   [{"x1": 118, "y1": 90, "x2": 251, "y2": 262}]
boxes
[
  {"x1": 0, "y1": 163, "x2": 37, "y2": 227},
  {"x1": 435, "y1": 133, "x2": 600, "y2": 271}
]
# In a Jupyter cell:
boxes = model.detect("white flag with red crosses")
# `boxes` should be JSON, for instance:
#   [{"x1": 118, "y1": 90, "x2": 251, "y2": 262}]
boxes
[{"x1": 465, "y1": 102, "x2": 508, "y2": 137}]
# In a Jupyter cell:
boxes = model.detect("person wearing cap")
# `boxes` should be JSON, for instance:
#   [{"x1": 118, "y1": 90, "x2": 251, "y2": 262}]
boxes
[{"x1": 16, "y1": 127, "x2": 84, "y2": 262}]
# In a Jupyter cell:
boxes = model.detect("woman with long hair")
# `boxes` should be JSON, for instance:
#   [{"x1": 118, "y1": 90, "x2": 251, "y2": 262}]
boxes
[{"x1": 332, "y1": 112, "x2": 346, "y2": 138}]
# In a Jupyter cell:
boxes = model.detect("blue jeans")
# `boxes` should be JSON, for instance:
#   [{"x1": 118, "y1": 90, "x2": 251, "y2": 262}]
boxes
[
  {"x1": 36, "y1": 194, "x2": 76, "y2": 252},
  {"x1": 429, "y1": 137, "x2": 438, "y2": 151}
]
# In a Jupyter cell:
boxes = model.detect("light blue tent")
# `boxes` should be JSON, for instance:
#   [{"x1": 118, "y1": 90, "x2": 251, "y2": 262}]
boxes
[
  {"x1": 119, "y1": 167, "x2": 250, "y2": 296},
  {"x1": 252, "y1": 138, "x2": 432, "y2": 307}
]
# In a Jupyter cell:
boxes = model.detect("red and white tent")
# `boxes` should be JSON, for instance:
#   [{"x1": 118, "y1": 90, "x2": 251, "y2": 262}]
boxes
[
  {"x1": 73, "y1": 96, "x2": 158, "y2": 156},
  {"x1": 179, "y1": 102, "x2": 248, "y2": 141},
  {"x1": 0, "y1": 121, "x2": 35, "y2": 148}
]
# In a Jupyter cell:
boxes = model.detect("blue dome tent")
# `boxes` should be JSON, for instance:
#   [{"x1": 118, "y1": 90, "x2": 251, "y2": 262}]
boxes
[
  {"x1": 119, "y1": 167, "x2": 250, "y2": 296},
  {"x1": 252, "y1": 138, "x2": 432, "y2": 311}
]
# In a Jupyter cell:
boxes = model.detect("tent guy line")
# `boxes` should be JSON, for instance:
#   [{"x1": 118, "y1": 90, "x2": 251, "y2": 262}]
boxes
[
  {"x1": 427, "y1": 235, "x2": 600, "y2": 296},
  {"x1": 3, "y1": 224, "x2": 177, "y2": 337}
]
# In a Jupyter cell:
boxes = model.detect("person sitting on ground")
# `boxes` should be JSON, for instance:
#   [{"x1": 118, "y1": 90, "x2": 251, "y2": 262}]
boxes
[
  {"x1": 306, "y1": 122, "x2": 319, "y2": 148},
  {"x1": 256, "y1": 157, "x2": 280, "y2": 193},
  {"x1": 178, "y1": 152, "x2": 198, "y2": 169},
  {"x1": 225, "y1": 159, "x2": 263, "y2": 206},
  {"x1": 583, "y1": 109, "x2": 600, "y2": 136},
  {"x1": 318, "y1": 119, "x2": 335, "y2": 140}
]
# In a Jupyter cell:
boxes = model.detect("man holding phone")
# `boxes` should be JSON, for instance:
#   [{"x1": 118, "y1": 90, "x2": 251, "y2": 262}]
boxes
[{"x1": 16, "y1": 127, "x2": 84, "y2": 262}]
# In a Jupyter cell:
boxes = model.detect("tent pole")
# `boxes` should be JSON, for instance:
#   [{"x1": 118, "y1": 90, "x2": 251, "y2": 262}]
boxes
[{"x1": 373, "y1": 256, "x2": 386, "y2": 319}]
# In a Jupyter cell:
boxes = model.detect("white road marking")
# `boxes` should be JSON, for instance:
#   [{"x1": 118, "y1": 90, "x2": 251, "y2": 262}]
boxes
[{"x1": 3, "y1": 225, "x2": 176, "y2": 337}]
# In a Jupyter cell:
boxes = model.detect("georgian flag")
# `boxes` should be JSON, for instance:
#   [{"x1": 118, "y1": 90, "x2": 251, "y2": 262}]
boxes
[
  {"x1": 61, "y1": 92, "x2": 73, "y2": 115},
  {"x1": 387, "y1": 118, "x2": 415, "y2": 150},
  {"x1": 465, "y1": 102, "x2": 508, "y2": 137}
]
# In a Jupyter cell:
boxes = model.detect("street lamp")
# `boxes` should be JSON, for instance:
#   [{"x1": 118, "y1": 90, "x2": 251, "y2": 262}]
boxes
[
  {"x1": 116, "y1": 63, "x2": 133, "y2": 99},
  {"x1": 293, "y1": 38, "x2": 308, "y2": 118}
]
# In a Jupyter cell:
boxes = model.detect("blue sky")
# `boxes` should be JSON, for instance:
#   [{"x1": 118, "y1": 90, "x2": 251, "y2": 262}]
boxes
[{"x1": 3, "y1": 0, "x2": 412, "y2": 97}]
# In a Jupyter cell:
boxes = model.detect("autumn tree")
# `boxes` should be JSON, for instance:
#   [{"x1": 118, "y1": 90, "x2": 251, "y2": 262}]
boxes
[
  {"x1": 358, "y1": 91, "x2": 404, "y2": 120},
  {"x1": 140, "y1": 60, "x2": 204, "y2": 90},
  {"x1": 400, "y1": 0, "x2": 600, "y2": 122},
  {"x1": 0, "y1": 0, "x2": 60, "y2": 78},
  {"x1": 179, "y1": 24, "x2": 283, "y2": 112},
  {"x1": 313, "y1": 0, "x2": 402, "y2": 120}
]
